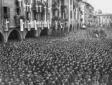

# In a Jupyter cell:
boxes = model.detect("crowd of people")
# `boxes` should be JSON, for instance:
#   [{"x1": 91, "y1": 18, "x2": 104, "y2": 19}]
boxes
[{"x1": 0, "y1": 36, "x2": 112, "y2": 85}]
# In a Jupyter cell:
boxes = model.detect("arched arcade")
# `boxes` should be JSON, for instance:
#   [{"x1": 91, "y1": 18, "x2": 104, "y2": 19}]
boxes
[{"x1": 7, "y1": 29, "x2": 22, "y2": 41}]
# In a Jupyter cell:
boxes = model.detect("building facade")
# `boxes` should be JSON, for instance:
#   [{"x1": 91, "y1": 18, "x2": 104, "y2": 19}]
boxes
[
  {"x1": 0, "y1": 0, "x2": 81, "y2": 42},
  {"x1": 79, "y1": 1, "x2": 94, "y2": 28},
  {"x1": 95, "y1": 14, "x2": 112, "y2": 28}
]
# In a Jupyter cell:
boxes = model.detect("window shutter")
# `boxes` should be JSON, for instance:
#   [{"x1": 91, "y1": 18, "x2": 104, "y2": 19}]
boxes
[{"x1": 7, "y1": 7, "x2": 10, "y2": 19}]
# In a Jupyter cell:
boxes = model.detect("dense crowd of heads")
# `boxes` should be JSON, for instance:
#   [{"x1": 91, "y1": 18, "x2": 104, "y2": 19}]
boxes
[{"x1": 0, "y1": 37, "x2": 112, "y2": 85}]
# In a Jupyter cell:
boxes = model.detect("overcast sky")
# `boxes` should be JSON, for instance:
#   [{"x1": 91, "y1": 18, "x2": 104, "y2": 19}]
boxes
[{"x1": 84, "y1": 0, "x2": 112, "y2": 13}]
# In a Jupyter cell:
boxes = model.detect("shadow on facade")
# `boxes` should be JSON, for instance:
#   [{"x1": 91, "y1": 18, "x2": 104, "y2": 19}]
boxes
[
  {"x1": 0, "y1": 33, "x2": 4, "y2": 43},
  {"x1": 69, "y1": 24, "x2": 72, "y2": 32},
  {"x1": 8, "y1": 30, "x2": 21, "y2": 41},
  {"x1": 40, "y1": 28, "x2": 48, "y2": 36},
  {"x1": 25, "y1": 29, "x2": 36, "y2": 38}
]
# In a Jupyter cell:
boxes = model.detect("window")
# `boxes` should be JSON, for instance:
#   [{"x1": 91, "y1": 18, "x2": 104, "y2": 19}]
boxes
[
  {"x1": 3, "y1": 7, "x2": 10, "y2": 19},
  {"x1": 16, "y1": 8, "x2": 20, "y2": 15},
  {"x1": 15, "y1": 0, "x2": 19, "y2": 7}
]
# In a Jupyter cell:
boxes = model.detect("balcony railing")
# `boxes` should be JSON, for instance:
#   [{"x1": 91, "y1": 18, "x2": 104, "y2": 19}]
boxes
[{"x1": 19, "y1": 19, "x2": 50, "y2": 31}]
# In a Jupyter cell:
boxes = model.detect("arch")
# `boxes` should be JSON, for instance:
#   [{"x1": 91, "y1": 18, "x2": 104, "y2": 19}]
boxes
[
  {"x1": 25, "y1": 29, "x2": 36, "y2": 38},
  {"x1": 8, "y1": 29, "x2": 21, "y2": 41},
  {"x1": 40, "y1": 28, "x2": 48, "y2": 36},
  {"x1": 0, "y1": 32, "x2": 4, "y2": 43}
]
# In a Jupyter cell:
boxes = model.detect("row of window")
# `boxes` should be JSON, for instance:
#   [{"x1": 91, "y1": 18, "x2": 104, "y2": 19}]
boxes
[{"x1": 70, "y1": 9, "x2": 77, "y2": 20}]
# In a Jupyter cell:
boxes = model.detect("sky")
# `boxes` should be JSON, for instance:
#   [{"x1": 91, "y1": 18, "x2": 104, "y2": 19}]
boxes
[{"x1": 84, "y1": 0, "x2": 112, "y2": 14}]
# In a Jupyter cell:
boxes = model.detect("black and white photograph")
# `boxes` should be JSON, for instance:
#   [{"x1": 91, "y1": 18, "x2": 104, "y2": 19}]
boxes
[{"x1": 0, "y1": 0, "x2": 112, "y2": 85}]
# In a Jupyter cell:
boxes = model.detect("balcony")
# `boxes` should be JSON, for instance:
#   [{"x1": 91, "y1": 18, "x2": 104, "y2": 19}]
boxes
[
  {"x1": 15, "y1": 18, "x2": 50, "y2": 31},
  {"x1": 32, "y1": 20, "x2": 50, "y2": 28},
  {"x1": 43, "y1": 21, "x2": 49, "y2": 28}
]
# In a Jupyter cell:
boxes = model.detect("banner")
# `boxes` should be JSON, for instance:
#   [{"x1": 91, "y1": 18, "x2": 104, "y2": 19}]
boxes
[
  {"x1": 20, "y1": 19, "x2": 24, "y2": 31},
  {"x1": 34, "y1": 20, "x2": 37, "y2": 30},
  {"x1": 5, "y1": 19, "x2": 9, "y2": 31}
]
